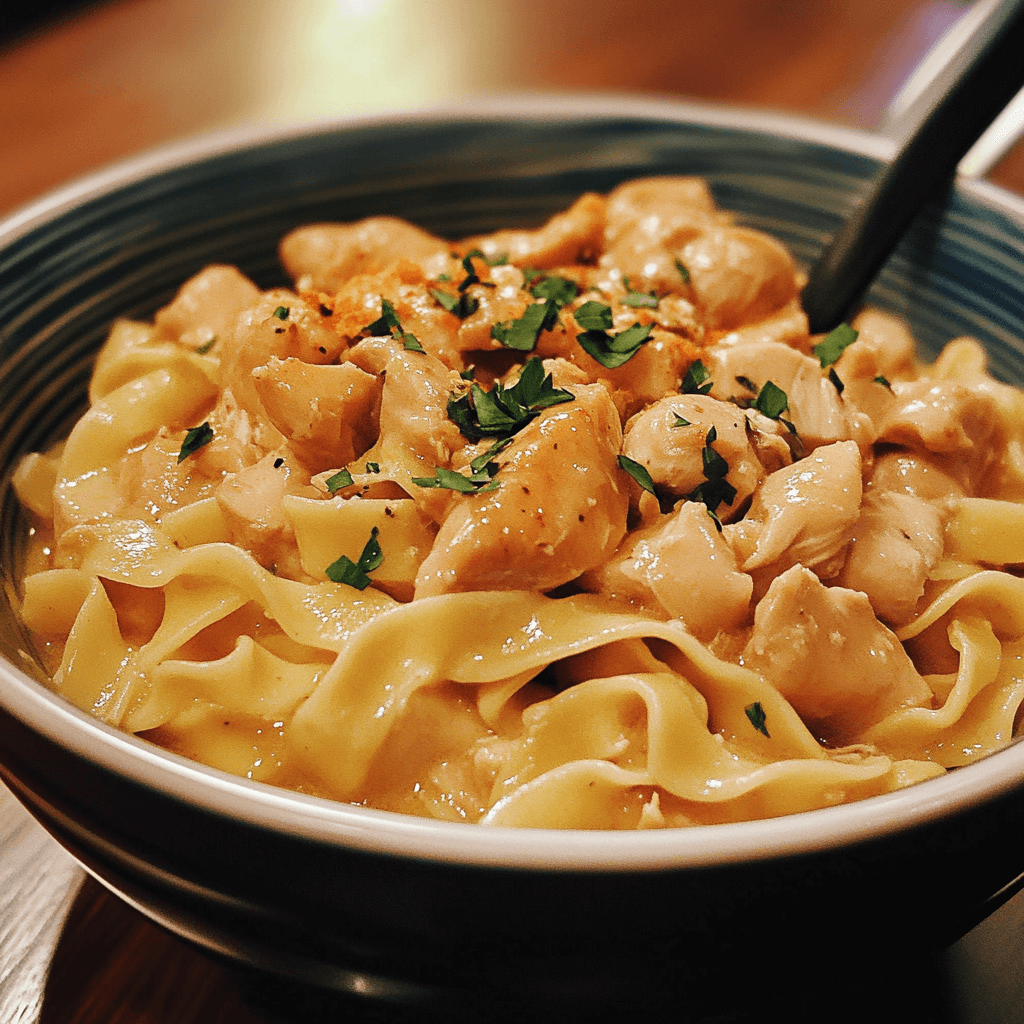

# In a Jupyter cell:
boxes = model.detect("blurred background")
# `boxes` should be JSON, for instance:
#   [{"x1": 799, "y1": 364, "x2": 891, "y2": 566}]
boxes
[{"x1": 2, "y1": 0, "x2": 1023, "y2": 218}]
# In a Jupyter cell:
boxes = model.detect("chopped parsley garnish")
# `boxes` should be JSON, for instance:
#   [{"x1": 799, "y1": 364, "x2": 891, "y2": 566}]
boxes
[
  {"x1": 813, "y1": 323, "x2": 858, "y2": 368},
  {"x1": 363, "y1": 298, "x2": 424, "y2": 352},
  {"x1": 272, "y1": 306, "x2": 290, "y2": 321},
  {"x1": 430, "y1": 287, "x2": 479, "y2": 320},
  {"x1": 572, "y1": 301, "x2": 653, "y2": 368},
  {"x1": 325, "y1": 527, "x2": 383, "y2": 590},
  {"x1": 531, "y1": 275, "x2": 579, "y2": 305},
  {"x1": 686, "y1": 426, "x2": 737, "y2": 527},
  {"x1": 574, "y1": 300, "x2": 613, "y2": 333},
  {"x1": 366, "y1": 462, "x2": 380, "y2": 474},
  {"x1": 874, "y1": 375, "x2": 892, "y2": 390},
  {"x1": 673, "y1": 414, "x2": 692, "y2": 427},
  {"x1": 177, "y1": 422, "x2": 214, "y2": 463},
  {"x1": 828, "y1": 367, "x2": 845, "y2": 395},
  {"x1": 621, "y1": 278, "x2": 659, "y2": 309},
  {"x1": 412, "y1": 441, "x2": 511, "y2": 493},
  {"x1": 325, "y1": 468, "x2": 354, "y2": 493},
  {"x1": 491, "y1": 300, "x2": 560, "y2": 351},
  {"x1": 446, "y1": 356, "x2": 574, "y2": 442},
  {"x1": 412, "y1": 466, "x2": 498, "y2": 493},
  {"x1": 745, "y1": 701, "x2": 770, "y2": 737},
  {"x1": 195, "y1": 337, "x2": 217, "y2": 355},
  {"x1": 617, "y1": 455, "x2": 657, "y2": 495},
  {"x1": 754, "y1": 380, "x2": 790, "y2": 420},
  {"x1": 459, "y1": 366, "x2": 476, "y2": 380},
  {"x1": 681, "y1": 359, "x2": 713, "y2": 395},
  {"x1": 675, "y1": 259, "x2": 691, "y2": 284}
]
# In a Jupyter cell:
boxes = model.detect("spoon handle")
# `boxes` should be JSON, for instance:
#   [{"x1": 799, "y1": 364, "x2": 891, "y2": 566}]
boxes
[{"x1": 801, "y1": 0, "x2": 1024, "y2": 336}]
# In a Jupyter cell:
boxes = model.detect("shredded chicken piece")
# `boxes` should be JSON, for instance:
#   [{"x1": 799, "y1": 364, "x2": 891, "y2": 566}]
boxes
[
  {"x1": 836, "y1": 491, "x2": 943, "y2": 627},
  {"x1": 741, "y1": 439, "x2": 862, "y2": 573},
  {"x1": 462, "y1": 193, "x2": 606, "y2": 269},
  {"x1": 582, "y1": 500, "x2": 752, "y2": 639},
  {"x1": 414, "y1": 383, "x2": 628, "y2": 596},
  {"x1": 742, "y1": 565, "x2": 932, "y2": 744},
  {"x1": 153, "y1": 265, "x2": 261, "y2": 351},
  {"x1": 621, "y1": 394, "x2": 765, "y2": 521},
  {"x1": 279, "y1": 217, "x2": 451, "y2": 292}
]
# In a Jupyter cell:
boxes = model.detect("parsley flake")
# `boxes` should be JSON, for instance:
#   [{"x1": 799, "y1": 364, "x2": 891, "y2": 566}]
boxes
[
  {"x1": 673, "y1": 414, "x2": 692, "y2": 427},
  {"x1": 446, "y1": 357, "x2": 574, "y2": 442},
  {"x1": 178, "y1": 422, "x2": 214, "y2": 463},
  {"x1": 366, "y1": 462, "x2": 380, "y2": 474},
  {"x1": 621, "y1": 282, "x2": 659, "y2": 309},
  {"x1": 675, "y1": 259, "x2": 691, "y2": 284},
  {"x1": 364, "y1": 298, "x2": 424, "y2": 352},
  {"x1": 813, "y1": 323, "x2": 858, "y2": 368},
  {"x1": 492, "y1": 300, "x2": 559, "y2": 352},
  {"x1": 196, "y1": 337, "x2": 217, "y2": 355},
  {"x1": 617, "y1": 455, "x2": 656, "y2": 495},
  {"x1": 745, "y1": 701, "x2": 770, "y2": 737},
  {"x1": 754, "y1": 380, "x2": 790, "y2": 420},
  {"x1": 573, "y1": 301, "x2": 653, "y2": 368},
  {"x1": 874, "y1": 375, "x2": 892, "y2": 390},
  {"x1": 686, "y1": 426, "x2": 737, "y2": 526},
  {"x1": 272, "y1": 306, "x2": 290, "y2": 321},
  {"x1": 325, "y1": 468, "x2": 354, "y2": 493},
  {"x1": 681, "y1": 360, "x2": 713, "y2": 395},
  {"x1": 325, "y1": 527, "x2": 383, "y2": 590},
  {"x1": 530, "y1": 275, "x2": 579, "y2": 306},
  {"x1": 430, "y1": 287, "x2": 480, "y2": 320}
]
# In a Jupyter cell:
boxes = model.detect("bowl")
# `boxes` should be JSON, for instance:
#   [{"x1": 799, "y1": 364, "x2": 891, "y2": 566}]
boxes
[{"x1": 3, "y1": 96, "x2": 1024, "y2": 1018}]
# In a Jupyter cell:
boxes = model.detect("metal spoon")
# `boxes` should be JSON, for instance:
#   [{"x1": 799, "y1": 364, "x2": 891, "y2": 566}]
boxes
[{"x1": 801, "y1": 0, "x2": 1024, "y2": 336}]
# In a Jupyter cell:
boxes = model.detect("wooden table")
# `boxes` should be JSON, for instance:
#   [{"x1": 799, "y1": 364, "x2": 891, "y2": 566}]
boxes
[{"x1": 3, "y1": 1, "x2": 1024, "y2": 1020}]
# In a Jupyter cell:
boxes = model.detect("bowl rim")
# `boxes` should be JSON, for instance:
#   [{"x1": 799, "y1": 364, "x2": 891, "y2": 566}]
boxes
[{"x1": 3, "y1": 93, "x2": 1024, "y2": 873}]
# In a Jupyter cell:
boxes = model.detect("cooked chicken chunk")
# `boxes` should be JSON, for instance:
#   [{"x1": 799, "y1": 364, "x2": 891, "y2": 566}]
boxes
[
  {"x1": 414, "y1": 383, "x2": 628, "y2": 596},
  {"x1": 743, "y1": 565, "x2": 932, "y2": 744}
]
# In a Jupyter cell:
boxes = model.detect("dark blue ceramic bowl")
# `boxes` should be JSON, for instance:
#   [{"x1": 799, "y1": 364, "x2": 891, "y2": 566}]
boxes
[{"x1": 2, "y1": 97, "x2": 1024, "y2": 1018}]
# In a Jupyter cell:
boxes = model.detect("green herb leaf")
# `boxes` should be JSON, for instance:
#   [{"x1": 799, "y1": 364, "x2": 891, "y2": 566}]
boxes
[
  {"x1": 744, "y1": 701, "x2": 770, "y2": 737},
  {"x1": 402, "y1": 333, "x2": 426, "y2": 353},
  {"x1": 178, "y1": 422, "x2": 214, "y2": 463},
  {"x1": 681, "y1": 359, "x2": 713, "y2": 395},
  {"x1": 459, "y1": 366, "x2": 476, "y2": 380},
  {"x1": 364, "y1": 298, "x2": 401, "y2": 337},
  {"x1": 325, "y1": 526, "x2": 383, "y2": 590},
  {"x1": 622, "y1": 289, "x2": 658, "y2": 309},
  {"x1": 530, "y1": 275, "x2": 579, "y2": 306},
  {"x1": 673, "y1": 414, "x2": 691, "y2": 427},
  {"x1": 196, "y1": 337, "x2": 217, "y2": 355},
  {"x1": 325, "y1": 468, "x2": 354, "y2": 493},
  {"x1": 365, "y1": 462, "x2": 380, "y2": 474},
  {"x1": 272, "y1": 306, "x2": 290, "y2": 321},
  {"x1": 573, "y1": 300, "x2": 614, "y2": 333},
  {"x1": 491, "y1": 300, "x2": 559, "y2": 351},
  {"x1": 813, "y1": 323, "x2": 858, "y2": 368},
  {"x1": 754, "y1": 380, "x2": 789, "y2": 420},
  {"x1": 574, "y1": 301, "x2": 653, "y2": 368},
  {"x1": 430, "y1": 287, "x2": 480, "y2": 320},
  {"x1": 617, "y1": 454, "x2": 657, "y2": 495},
  {"x1": 412, "y1": 465, "x2": 499, "y2": 493},
  {"x1": 675, "y1": 259, "x2": 691, "y2": 284},
  {"x1": 686, "y1": 427, "x2": 737, "y2": 515},
  {"x1": 446, "y1": 357, "x2": 574, "y2": 442},
  {"x1": 874, "y1": 375, "x2": 892, "y2": 390}
]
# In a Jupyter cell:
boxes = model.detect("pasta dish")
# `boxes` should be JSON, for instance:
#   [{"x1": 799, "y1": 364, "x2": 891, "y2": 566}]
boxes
[{"x1": 13, "y1": 177, "x2": 1024, "y2": 828}]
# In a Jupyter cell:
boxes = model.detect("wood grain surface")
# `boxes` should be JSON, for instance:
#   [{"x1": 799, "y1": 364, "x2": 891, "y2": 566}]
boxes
[{"x1": 2, "y1": 1, "x2": 1024, "y2": 1021}]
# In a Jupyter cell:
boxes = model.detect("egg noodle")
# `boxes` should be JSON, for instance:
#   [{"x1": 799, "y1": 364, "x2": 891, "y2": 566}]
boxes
[{"x1": 13, "y1": 178, "x2": 1024, "y2": 828}]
